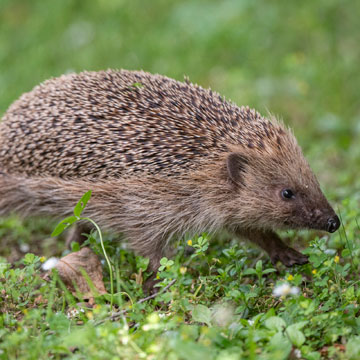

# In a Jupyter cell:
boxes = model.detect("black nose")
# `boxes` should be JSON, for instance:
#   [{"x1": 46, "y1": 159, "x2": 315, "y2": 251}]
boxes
[{"x1": 327, "y1": 215, "x2": 340, "y2": 233}]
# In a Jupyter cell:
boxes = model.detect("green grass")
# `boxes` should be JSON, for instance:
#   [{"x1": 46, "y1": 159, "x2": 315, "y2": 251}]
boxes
[{"x1": 1, "y1": 0, "x2": 360, "y2": 359}]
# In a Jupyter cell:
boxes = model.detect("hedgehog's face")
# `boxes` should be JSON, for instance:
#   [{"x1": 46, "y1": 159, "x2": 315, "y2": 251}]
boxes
[
  {"x1": 226, "y1": 152, "x2": 340, "y2": 233},
  {"x1": 272, "y1": 181, "x2": 340, "y2": 233}
]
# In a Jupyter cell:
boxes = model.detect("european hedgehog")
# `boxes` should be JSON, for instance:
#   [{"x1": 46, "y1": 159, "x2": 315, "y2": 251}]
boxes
[{"x1": 0, "y1": 70, "x2": 340, "y2": 282}]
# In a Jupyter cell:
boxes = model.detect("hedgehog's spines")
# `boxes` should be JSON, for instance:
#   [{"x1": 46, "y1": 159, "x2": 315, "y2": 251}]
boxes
[{"x1": 0, "y1": 69, "x2": 294, "y2": 181}]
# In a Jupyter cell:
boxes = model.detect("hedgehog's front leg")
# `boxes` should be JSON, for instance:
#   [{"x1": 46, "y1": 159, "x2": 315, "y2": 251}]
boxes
[
  {"x1": 238, "y1": 229, "x2": 309, "y2": 267},
  {"x1": 141, "y1": 254, "x2": 164, "y2": 293},
  {"x1": 125, "y1": 230, "x2": 167, "y2": 293}
]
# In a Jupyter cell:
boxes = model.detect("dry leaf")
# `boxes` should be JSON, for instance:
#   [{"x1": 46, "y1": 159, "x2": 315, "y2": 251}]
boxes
[
  {"x1": 55, "y1": 247, "x2": 107, "y2": 299},
  {"x1": 320, "y1": 343, "x2": 346, "y2": 357}
]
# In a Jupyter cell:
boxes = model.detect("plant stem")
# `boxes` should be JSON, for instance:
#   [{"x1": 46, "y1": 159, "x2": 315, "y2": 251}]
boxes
[{"x1": 82, "y1": 217, "x2": 114, "y2": 310}]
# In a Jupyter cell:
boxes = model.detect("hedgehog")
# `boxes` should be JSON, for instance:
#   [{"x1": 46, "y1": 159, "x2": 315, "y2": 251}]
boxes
[{"x1": 0, "y1": 70, "x2": 340, "y2": 286}]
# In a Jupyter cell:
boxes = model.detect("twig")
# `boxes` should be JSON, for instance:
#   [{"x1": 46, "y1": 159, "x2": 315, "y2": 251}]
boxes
[
  {"x1": 137, "y1": 279, "x2": 177, "y2": 304},
  {"x1": 95, "y1": 279, "x2": 177, "y2": 325}
]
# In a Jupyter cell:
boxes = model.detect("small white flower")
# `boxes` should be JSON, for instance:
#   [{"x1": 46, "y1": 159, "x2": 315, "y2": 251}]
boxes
[
  {"x1": 67, "y1": 308, "x2": 79, "y2": 318},
  {"x1": 248, "y1": 320, "x2": 255, "y2": 326},
  {"x1": 20, "y1": 243, "x2": 30, "y2": 253},
  {"x1": 273, "y1": 283, "x2": 291, "y2": 296},
  {"x1": 66, "y1": 307, "x2": 85, "y2": 319},
  {"x1": 121, "y1": 335, "x2": 130, "y2": 345},
  {"x1": 294, "y1": 349, "x2": 302, "y2": 358},
  {"x1": 290, "y1": 286, "x2": 300, "y2": 295},
  {"x1": 273, "y1": 283, "x2": 300, "y2": 297},
  {"x1": 41, "y1": 257, "x2": 59, "y2": 271},
  {"x1": 324, "y1": 248, "x2": 336, "y2": 255}
]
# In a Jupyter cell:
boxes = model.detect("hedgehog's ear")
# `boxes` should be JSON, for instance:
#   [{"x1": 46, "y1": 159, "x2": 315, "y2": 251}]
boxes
[{"x1": 226, "y1": 153, "x2": 248, "y2": 186}]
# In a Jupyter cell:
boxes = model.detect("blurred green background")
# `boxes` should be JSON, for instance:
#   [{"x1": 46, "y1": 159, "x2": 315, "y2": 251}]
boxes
[{"x1": 0, "y1": 0, "x2": 359, "y2": 196}]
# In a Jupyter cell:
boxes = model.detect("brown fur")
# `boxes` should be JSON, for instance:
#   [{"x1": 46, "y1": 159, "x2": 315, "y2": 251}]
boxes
[{"x1": 0, "y1": 70, "x2": 339, "y2": 277}]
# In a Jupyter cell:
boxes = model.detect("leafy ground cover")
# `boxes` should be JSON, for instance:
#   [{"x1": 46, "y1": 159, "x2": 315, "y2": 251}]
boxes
[
  {"x1": 1, "y1": 195, "x2": 360, "y2": 359},
  {"x1": 0, "y1": 0, "x2": 360, "y2": 359}
]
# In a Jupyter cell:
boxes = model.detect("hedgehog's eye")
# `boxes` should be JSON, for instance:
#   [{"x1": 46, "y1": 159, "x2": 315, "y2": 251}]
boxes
[{"x1": 281, "y1": 189, "x2": 295, "y2": 200}]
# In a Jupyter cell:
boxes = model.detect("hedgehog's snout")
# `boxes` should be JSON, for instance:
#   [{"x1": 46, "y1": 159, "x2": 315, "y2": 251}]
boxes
[
  {"x1": 326, "y1": 215, "x2": 340, "y2": 233},
  {"x1": 309, "y1": 208, "x2": 340, "y2": 233}
]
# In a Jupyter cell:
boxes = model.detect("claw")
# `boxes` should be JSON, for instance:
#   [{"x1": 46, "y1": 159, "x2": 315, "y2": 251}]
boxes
[{"x1": 271, "y1": 247, "x2": 308, "y2": 267}]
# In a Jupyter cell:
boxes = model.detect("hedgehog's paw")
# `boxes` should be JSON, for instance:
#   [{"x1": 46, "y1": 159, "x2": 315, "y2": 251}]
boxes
[
  {"x1": 143, "y1": 274, "x2": 160, "y2": 295},
  {"x1": 271, "y1": 247, "x2": 309, "y2": 267}
]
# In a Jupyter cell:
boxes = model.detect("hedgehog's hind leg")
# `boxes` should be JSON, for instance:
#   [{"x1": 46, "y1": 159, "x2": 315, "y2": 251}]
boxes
[
  {"x1": 65, "y1": 222, "x2": 93, "y2": 249},
  {"x1": 236, "y1": 229, "x2": 309, "y2": 267}
]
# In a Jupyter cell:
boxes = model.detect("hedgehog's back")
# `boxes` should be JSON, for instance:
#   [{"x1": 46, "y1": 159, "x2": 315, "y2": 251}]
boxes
[{"x1": 0, "y1": 70, "x2": 278, "y2": 179}]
